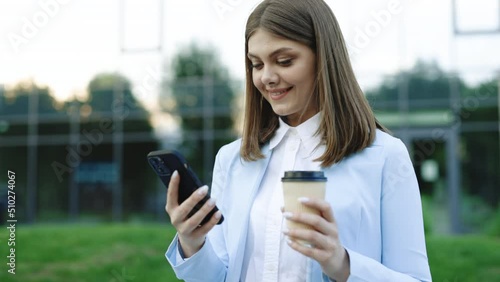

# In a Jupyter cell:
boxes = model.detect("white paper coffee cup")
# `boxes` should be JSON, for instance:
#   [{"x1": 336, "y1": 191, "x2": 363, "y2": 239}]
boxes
[{"x1": 282, "y1": 171, "x2": 326, "y2": 241}]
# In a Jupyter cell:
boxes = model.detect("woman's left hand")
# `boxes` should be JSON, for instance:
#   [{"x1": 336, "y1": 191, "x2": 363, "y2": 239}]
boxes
[{"x1": 282, "y1": 198, "x2": 350, "y2": 282}]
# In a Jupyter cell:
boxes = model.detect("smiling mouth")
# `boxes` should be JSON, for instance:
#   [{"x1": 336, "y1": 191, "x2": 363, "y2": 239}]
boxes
[{"x1": 268, "y1": 86, "x2": 293, "y2": 100}]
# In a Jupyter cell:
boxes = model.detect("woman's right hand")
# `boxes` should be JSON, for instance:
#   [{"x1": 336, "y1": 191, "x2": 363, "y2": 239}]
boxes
[{"x1": 165, "y1": 170, "x2": 222, "y2": 258}]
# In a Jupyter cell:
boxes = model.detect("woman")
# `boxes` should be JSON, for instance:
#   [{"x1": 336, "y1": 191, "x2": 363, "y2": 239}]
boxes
[{"x1": 165, "y1": 0, "x2": 432, "y2": 281}]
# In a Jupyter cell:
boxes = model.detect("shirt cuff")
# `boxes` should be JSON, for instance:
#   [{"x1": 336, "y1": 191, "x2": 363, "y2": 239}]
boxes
[
  {"x1": 176, "y1": 238, "x2": 194, "y2": 262},
  {"x1": 176, "y1": 243, "x2": 186, "y2": 262}
]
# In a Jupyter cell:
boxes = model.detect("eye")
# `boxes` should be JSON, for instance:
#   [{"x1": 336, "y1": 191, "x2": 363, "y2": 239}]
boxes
[
  {"x1": 250, "y1": 62, "x2": 263, "y2": 70},
  {"x1": 277, "y1": 59, "x2": 292, "y2": 66}
]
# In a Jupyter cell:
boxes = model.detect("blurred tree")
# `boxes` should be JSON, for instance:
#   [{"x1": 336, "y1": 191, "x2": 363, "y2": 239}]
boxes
[
  {"x1": 86, "y1": 73, "x2": 150, "y2": 132},
  {"x1": 461, "y1": 79, "x2": 499, "y2": 122},
  {"x1": 73, "y1": 72, "x2": 158, "y2": 218},
  {"x1": 0, "y1": 80, "x2": 62, "y2": 115},
  {"x1": 169, "y1": 43, "x2": 236, "y2": 182},
  {"x1": 366, "y1": 61, "x2": 467, "y2": 108},
  {"x1": 366, "y1": 62, "x2": 459, "y2": 197},
  {"x1": 366, "y1": 62, "x2": 499, "y2": 209},
  {"x1": 461, "y1": 79, "x2": 499, "y2": 207},
  {"x1": 0, "y1": 80, "x2": 68, "y2": 221},
  {"x1": 0, "y1": 80, "x2": 66, "y2": 136},
  {"x1": 0, "y1": 74, "x2": 160, "y2": 222}
]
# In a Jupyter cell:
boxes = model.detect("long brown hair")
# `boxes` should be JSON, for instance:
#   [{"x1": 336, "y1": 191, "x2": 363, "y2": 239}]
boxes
[{"x1": 241, "y1": 0, "x2": 386, "y2": 167}]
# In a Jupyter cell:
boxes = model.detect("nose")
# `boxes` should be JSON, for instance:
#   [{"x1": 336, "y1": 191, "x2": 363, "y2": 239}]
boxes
[{"x1": 261, "y1": 66, "x2": 278, "y2": 86}]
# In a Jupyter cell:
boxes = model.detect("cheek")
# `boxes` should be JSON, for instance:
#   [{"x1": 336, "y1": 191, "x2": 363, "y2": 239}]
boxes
[
  {"x1": 252, "y1": 73, "x2": 264, "y2": 91},
  {"x1": 293, "y1": 71, "x2": 315, "y2": 92}
]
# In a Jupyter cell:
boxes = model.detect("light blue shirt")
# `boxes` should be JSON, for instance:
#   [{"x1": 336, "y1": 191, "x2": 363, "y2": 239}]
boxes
[{"x1": 166, "y1": 129, "x2": 432, "y2": 282}]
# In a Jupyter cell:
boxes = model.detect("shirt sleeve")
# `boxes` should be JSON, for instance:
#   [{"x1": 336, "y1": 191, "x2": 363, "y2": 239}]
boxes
[
  {"x1": 166, "y1": 235, "x2": 227, "y2": 282},
  {"x1": 346, "y1": 138, "x2": 432, "y2": 282},
  {"x1": 164, "y1": 147, "x2": 230, "y2": 282},
  {"x1": 175, "y1": 240, "x2": 186, "y2": 262}
]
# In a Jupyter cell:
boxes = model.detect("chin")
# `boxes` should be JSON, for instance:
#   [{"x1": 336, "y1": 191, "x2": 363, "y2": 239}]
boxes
[
  {"x1": 272, "y1": 111, "x2": 287, "y2": 116},
  {"x1": 271, "y1": 108, "x2": 289, "y2": 117}
]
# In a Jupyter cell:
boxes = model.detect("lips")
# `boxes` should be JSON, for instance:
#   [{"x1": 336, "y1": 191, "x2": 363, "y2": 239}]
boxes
[{"x1": 268, "y1": 86, "x2": 293, "y2": 100}]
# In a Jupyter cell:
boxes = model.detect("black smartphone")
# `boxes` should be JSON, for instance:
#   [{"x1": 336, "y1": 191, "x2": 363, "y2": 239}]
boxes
[{"x1": 147, "y1": 149, "x2": 223, "y2": 225}]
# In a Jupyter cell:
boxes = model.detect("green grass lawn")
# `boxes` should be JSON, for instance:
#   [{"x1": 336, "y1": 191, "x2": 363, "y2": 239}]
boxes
[
  {"x1": 0, "y1": 223, "x2": 499, "y2": 281},
  {"x1": 426, "y1": 235, "x2": 500, "y2": 281},
  {"x1": 0, "y1": 223, "x2": 178, "y2": 282}
]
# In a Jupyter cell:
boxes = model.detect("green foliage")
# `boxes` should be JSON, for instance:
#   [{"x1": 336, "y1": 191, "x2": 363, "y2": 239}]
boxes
[
  {"x1": 0, "y1": 81, "x2": 70, "y2": 222},
  {"x1": 367, "y1": 61, "x2": 499, "y2": 217},
  {"x1": 84, "y1": 72, "x2": 151, "y2": 132},
  {"x1": 366, "y1": 61, "x2": 467, "y2": 108},
  {"x1": 0, "y1": 80, "x2": 63, "y2": 115},
  {"x1": 73, "y1": 73, "x2": 159, "y2": 217},
  {"x1": 421, "y1": 195, "x2": 434, "y2": 235},
  {"x1": 459, "y1": 194, "x2": 497, "y2": 232},
  {"x1": 0, "y1": 80, "x2": 67, "y2": 137},
  {"x1": 0, "y1": 75, "x2": 159, "y2": 222},
  {"x1": 460, "y1": 79, "x2": 498, "y2": 123},
  {"x1": 87, "y1": 73, "x2": 141, "y2": 114},
  {"x1": 461, "y1": 131, "x2": 500, "y2": 207},
  {"x1": 484, "y1": 206, "x2": 500, "y2": 237},
  {"x1": 169, "y1": 43, "x2": 237, "y2": 182},
  {"x1": 171, "y1": 44, "x2": 233, "y2": 118}
]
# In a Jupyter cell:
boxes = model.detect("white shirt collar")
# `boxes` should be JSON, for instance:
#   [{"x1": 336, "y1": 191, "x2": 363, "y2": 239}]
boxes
[{"x1": 269, "y1": 112, "x2": 323, "y2": 155}]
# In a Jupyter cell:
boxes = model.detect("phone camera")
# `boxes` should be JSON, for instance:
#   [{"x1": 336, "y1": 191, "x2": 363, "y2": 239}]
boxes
[{"x1": 150, "y1": 156, "x2": 171, "y2": 176}]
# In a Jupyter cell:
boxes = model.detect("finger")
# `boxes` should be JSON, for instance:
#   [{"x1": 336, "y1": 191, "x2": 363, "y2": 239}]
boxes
[
  {"x1": 184, "y1": 195, "x2": 216, "y2": 229},
  {"x1": 192, "y1": 210, "x2": 222, "y2": 237},
  {"x1": 174, "y1": 186, "x2": 209, "y2": 224},
  {"x1": 286, "y1": 237, "x2": 327, "y2": 260},
  {"x1": 283, "y1": 211, "x2": 335, "y2": 235},
  {"x1": 166, "y1": 170, "x2": 180, "y2": 212},
  {"x1": 298, "y1": 197, "x2": 335, "y2": 223},
  {"x1": 284, "y1": 228, "x2": 329, "y2": 250}
]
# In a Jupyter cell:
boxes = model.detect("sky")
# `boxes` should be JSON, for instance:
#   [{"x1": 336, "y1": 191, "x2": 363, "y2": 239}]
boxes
[{"x1": 0, "y1": 0, "x2": 499, "y2": 110}]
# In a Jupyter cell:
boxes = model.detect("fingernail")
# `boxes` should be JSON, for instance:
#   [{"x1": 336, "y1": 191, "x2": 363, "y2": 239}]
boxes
[
  {"x1": 207, "y1": 198, "x2": 215, "y2": 207},
  {"x1": 283, "y1": 212, "x2": 293, "y2": 219},
  {"x1": 172, "y1": 170, "x2": 178, "y2": 177},
  {"x1": 282, "y1": 228, "x2": 289, "y2": 235},
  {"x1": 214, "y1": 211, "x2": 222, "y2": 220},
  {"x1": 298, "y1": 197, "x2": 310, "y2": 203},
  {"x1": 287, "y1": 239, "x2": 293, "y2": 245},
  {"x1": 198, "y1": 186, "x2": 208, "y2": 195}
]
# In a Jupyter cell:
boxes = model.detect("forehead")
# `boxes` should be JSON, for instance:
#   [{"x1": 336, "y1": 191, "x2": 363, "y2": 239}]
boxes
[{"x1": 247, "y1": 29, "x2": 306, "y2": 56}]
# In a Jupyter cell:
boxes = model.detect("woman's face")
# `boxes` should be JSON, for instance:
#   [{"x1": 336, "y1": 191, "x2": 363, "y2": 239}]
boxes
[{"x1": 248, "y1": 28, "x2": 318, "y2": 127}]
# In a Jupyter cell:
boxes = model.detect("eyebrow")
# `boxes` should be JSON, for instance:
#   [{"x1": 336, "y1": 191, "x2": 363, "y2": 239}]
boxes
[{"x1": 247, "y1": 47, "x2": 294, "y2": 59}]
